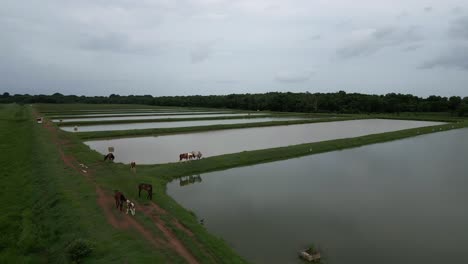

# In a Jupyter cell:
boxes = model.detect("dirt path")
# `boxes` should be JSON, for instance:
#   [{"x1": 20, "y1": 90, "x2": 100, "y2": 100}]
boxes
[{"x1": 40, "y1": 116, "x2": 200, "y2": 264}]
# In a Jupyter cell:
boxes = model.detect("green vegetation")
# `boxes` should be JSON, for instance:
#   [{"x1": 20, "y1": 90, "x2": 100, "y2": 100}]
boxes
[
  {"x1": 3, "y1": 102, "x2": 468, "y2": 263},
  {"x1": 3, "y1": 91, "x2": 468, "y2": 116},
  {"x1": 0, "y1": 104, "x2": 244, "y2": 263}
]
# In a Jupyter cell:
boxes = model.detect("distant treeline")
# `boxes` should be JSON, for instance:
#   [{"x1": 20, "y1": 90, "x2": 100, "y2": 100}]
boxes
[{"x1": 2, "y1": 91, "x2": 468, "y2": 115}]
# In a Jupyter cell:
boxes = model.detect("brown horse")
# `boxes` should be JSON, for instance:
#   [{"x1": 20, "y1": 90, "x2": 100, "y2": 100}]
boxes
[
  {"x1": 130, "y1": 161, "x2": 136, "y2": 173},
  {"x1": 104, "y1": 153, "x2": 115, "y2": 161},
  {"x1": 138, "y1": 183, "x2": 153, "y2": 200},
  {"x1": 114, "y1": 190, "x2": 127, "y2": 211},
  {"x1": 179, "y1": 153, "x2": 193, "y2": 161}
]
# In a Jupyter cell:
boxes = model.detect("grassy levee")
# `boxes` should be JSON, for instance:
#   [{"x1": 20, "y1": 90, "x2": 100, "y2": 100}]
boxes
[
  {"x1": 55, "y1": 115, "x2": 273, "y2": 126},
  {"x1": 29, "y1": 103, "x2": 468, "y2": 263},
  {"x1": 49, "y1": 112, "x2": 240, "y2": 120},
  {"x1": 53, "y1": 112, "x2": 336, "y2": 127},
  {"x1": 74, "y1": 117, "x2": 357, "y2": 140},
  {"x1": 57, "y1": 107, "x2": 467, "y2": 264},
  {"x1": 0, "y1": 104, "x2": 198, "y2": 263},
  {"x1": 36, "y1": 103, "x2": 243, "y2": 114},
  {"x1": 42, "y1": 108, "x2": 249, "y2": 263}
]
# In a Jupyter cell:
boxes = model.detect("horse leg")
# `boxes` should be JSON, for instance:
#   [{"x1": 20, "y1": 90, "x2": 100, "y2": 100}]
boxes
[{"x1": 139, "y1": 187, "x2": 141, "y2": 198}]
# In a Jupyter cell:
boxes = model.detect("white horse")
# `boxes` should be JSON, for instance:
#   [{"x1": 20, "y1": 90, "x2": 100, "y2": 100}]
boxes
[
  {"x1": 126, "y1": 200, "x2": 136, "y2": 216},
  {"x1": 191, "y1": 151, "x2": 202, "y2": 160}
]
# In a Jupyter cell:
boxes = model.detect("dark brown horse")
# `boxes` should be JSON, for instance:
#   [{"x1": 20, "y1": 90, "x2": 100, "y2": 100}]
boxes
[
  {"x1": 138, "y1": 183, "x2": 153, "y2": 200},
  {"x1": 114, "y1": 190, "x2": 127, "y2": 211},
  {"x1": 104, "y1": 153, "x2": 115, "y2": 161},
  {"x1": 179, "y1": 153, "x2": 191, "y2": 161}
]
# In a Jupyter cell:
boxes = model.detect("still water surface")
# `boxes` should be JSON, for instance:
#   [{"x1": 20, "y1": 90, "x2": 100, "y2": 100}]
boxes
[
  {"x1": 167, "y1": 128, "x2": 468, "y2": 264},
  {"x1": 85, "y1": 119, "x2": 443, "y2": 164},
  {"x1": 53, "y1": 113, "x2": 263, "y2": 123},
  {"x1": 61, "y1": 117, "x2": 308, "y2": 132},
  {"x1": 50, "y1": 111, "x2": 233, "y2": 118}
]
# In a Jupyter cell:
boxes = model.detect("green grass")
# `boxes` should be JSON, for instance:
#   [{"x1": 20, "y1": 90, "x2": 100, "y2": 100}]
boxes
[
  {"x1": 0, "y1": 104, "x2": 203, "y2": 263},
  {"x1": 5, "y1": 103, "x2": 468, "y2": 263}
]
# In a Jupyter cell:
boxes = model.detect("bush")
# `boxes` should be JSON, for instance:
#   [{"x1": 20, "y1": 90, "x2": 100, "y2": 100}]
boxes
[{"x1": 66, "y1": 239, "x2": 93, "y2": 263}]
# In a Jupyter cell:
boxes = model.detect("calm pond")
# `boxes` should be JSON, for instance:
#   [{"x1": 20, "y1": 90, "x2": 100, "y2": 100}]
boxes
[
  {"x1": 85, "y1": 119, "x2": 443, "y2": 164},
  {"x1": 61, "y1": 117, "x2": 309, "y2": 132},
  {"x1": 167, "y1": 128, "x2": 468, "y2": 264},
  {"x1": 50, "y1": 111, "x2": 233, "y2": 118},
  {"x1": 53, "y1": 113, "x2": 264, "y2": 123}
]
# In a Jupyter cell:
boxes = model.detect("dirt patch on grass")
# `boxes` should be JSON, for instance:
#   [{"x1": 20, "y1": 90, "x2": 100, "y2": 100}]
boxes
[{"x1": 40, "y1": 116, "x2": 201, "y2": 264}]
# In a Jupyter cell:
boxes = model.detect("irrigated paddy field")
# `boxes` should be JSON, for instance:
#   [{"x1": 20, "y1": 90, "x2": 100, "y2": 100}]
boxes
[
  {"x1": 168, "y1": 128, "x2": 468, "y2": 264},
  {"x1": 84, "y1": 119, "x2": 444, "y2": 164},
  {"x1": 3, "y1": 103, "x2": 466, "y2": 264},
  {"x1": 60, "y1": 116, "x2": 310, "y2": 132}
]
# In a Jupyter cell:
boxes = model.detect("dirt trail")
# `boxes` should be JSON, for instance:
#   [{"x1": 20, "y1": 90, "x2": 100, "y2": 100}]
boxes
[{"x1": 39, "y1": 116, "x2": 200, "y2": 264}]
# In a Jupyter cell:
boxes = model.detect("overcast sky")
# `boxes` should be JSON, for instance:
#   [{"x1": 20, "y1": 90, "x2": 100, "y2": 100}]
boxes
[{"x1": 1, "y1": 0, "x2": 468, "y2": 97}]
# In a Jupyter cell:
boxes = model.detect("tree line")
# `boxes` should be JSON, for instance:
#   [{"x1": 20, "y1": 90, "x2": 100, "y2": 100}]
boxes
[{"x1": 1, "y1": 91, "x2": 467, "y2": 116}]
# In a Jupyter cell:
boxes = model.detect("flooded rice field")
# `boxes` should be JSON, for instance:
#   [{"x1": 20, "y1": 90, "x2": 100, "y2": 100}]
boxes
[
  {"x1": 61, "y1": 117, "x2": 309, "y2": 132},
  {"x1": 53, "y1": 113, "x2": 264, "y2": 123},
  {"x1": 167, "y1": 128, "x2": 468, "y2": 264},
  {"x1": 50, "y1": 111, "x2": 234, "y2": 118},
  {"x1": 85, "y1": 119, "x2": 443, "y2": 164}
]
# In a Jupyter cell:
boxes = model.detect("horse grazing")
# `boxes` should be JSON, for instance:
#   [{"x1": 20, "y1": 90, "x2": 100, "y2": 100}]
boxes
[
  {"x1": 126, "y1": 200, "x2": 136, "y2": 215},
  {"x1": 104, "y1": 153, "x2": 115, "y2": 161},
  {"x1": 114, "y1": 190, "x2": 127, "y2": 212},
  {"x1": 191, "y1": 151, "x2": 202, "y2": 160},
  {"x1": 179, "y1": 152, "x2": 193, "y2": 161},
  {"x1": 138, "y1": 183, "x2": 153, "y2": 200}
]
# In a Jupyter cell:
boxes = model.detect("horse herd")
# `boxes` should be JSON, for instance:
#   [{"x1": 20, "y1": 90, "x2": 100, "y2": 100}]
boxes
[
  {"x1": 179, "y1": 151, "x2": 202, "y2": 161},
  {"x1": 106, "y1": 150, "x2": 202, "y2": 217},
  {"x1": 114, "y1": 183, "x2": 153, "y2": 216}
]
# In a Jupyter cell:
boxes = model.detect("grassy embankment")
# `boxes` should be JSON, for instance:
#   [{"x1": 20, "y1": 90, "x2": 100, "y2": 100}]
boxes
[
  {"x1": 29, "y1": 103, "x2": 468, "y2": 263},
  {"x1": 0, "y1": 104, "x2": 246, "y2": 263},
  {"x1": 49, "y1": 105, "x2": 467, "y2": 264}
]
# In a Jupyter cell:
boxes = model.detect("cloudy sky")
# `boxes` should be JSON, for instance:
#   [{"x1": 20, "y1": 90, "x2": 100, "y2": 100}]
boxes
[{"x1": 1, "y1": 0, "x2": 468, "y2": 97}]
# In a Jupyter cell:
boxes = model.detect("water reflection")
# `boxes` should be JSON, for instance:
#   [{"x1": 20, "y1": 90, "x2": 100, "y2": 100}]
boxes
[
  {"x1": 168, "y1": 128, "x2": 468, "y2": 264},
  {"x1": 85, "y1": 119, "x2": 444, "y2": 164},
  {"x1": 179, "y1": 175, "x2": 202, "y2": 186}
]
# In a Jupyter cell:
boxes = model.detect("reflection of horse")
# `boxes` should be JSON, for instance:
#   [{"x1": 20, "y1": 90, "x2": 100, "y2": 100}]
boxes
[
  {"x1": 138, "y1": 183, "x2": 153, "y2": 200},
  {"x1": 104, "y1": 153, "x2": 115, "y2": 161},
  {"x1": 179, "y1": 153, "x2": 193, "y2": 161},
  {"x1": 114, "y1": 190, "x2": 126, "y2": 212},
  {"x1": 191, "y1": 151, "x2": 202, "y2": 160},
  {"x1": 179, "y1": 175, "x2": 202, "y2": 186}
]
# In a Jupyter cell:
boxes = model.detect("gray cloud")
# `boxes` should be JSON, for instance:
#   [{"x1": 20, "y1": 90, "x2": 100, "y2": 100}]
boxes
[
  {"x1": 275, "y1": 69, "x2": 314, "y2": 83},
  {"x1": 337, "y1": 26, "x2": 423, "y2": 58},
  {"x1": 80, "y1": 33, "x2": 135, "y2": 53},
  {"x1": 420, "y1": 46, "x2": 468, "y2": 70},
  {"x1": 401, "y1": 44, "x2": 423, "y2": 52},
  {"x1": 310, "y1": 35, "x2": 321, "y2": 40},
  {"x1": 396, "y1": 11, "x2": 409, "y2": 19},
  {"x1": 451, "y1": 6, "x2": 464, "y2": 15},
  {"x1": 424, "y1": 6, "x2": 433, "y2": 12},
  {"x1": 448, "y1": 15, "x2": 468, "y2": 39},
  {"x1": 1, "y1": 0, "x2": 468, "y2": 97},
  {"x1": 190, "y1": 42, "x2": 215, "y2": 63}
]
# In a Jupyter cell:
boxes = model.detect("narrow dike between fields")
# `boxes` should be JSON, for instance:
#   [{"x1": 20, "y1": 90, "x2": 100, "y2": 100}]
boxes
[{"x1": 41, "y1": 117, "x2": 201, "y2": 264}]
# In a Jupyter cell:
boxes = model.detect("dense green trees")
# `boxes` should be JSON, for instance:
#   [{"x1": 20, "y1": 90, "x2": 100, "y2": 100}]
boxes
[{"x1": 1, "y1": 91, "x2": 467, "y2": 115}]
